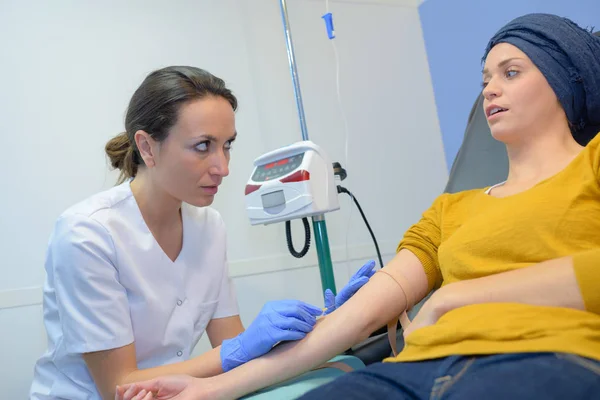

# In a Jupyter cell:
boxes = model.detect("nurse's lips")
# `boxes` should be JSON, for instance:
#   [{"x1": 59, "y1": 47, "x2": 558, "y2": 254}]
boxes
[{"x1": 201, "y1": 185, "x2": 219, "y2": 195}]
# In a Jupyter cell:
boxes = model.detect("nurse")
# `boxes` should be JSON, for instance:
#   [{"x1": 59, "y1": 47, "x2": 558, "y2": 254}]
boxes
[{"x1": 29, "y1": 66, "x2": 374, "y2": 400}]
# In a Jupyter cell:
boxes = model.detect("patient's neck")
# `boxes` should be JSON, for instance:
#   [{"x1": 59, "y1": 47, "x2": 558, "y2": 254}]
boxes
[{"x1": 504, "y1": 128, "x2": 583, "y2": 187}]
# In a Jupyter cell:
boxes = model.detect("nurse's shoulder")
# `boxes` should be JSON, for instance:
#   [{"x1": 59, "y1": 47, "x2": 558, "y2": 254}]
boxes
[{"x1": 48, "y1": 183, "x2": 133, "y2": 259}]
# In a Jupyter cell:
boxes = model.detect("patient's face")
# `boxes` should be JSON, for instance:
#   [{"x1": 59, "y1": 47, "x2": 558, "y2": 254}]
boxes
[{"x1": 482, "y1": 43, "x2": 566, "y2": 144}]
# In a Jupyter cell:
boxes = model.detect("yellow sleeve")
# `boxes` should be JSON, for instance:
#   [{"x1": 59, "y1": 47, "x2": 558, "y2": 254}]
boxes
[
  {"x1": 397, "y1": 194, "x2": 446, "y2": 292},
  {"x1": 576, "y1": 134, "x2": 600, "y2": 313},
  {"x1": 572, "y1": 248, "x2": 600, "y2": 314},
  {"x1": 586, "y1": 131, "x2": 600, "y2": 181}
]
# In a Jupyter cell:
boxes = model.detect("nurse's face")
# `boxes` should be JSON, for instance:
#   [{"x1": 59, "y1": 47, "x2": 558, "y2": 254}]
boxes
[
  {"x1": 482, "y1": 43, "x2": 566, "y2": 144},
  {"x1": 151, "y1": 96, "x2": 236, "y2": 207}
]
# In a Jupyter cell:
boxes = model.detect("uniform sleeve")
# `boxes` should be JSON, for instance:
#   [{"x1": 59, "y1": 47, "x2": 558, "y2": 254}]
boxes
[
  {"x1": 397, "y1": 194, "x2": 446, "y2": 292},
  {"x1": 212, "y1": 219, "x2": 239, "y2": 319},
  {"x1": 50, "y1": 214, "x2": 134, "y2": 354}
]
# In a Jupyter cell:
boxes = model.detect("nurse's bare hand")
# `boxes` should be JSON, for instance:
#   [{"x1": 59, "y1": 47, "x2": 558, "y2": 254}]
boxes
[{"x1": 116, "y1": 375, "x2": 212, "y2": 400}]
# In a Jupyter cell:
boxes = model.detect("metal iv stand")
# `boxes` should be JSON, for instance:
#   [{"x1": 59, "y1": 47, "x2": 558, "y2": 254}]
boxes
[{"x1": 278, "y1": 0, "x2": 337, "y2": 296}]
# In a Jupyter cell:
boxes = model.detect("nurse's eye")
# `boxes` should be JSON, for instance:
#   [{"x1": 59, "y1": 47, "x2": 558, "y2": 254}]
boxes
[
  {"x1": 195, "y1": 141, "x2": 209, "y2": 152},
  {"x1": 224, "y1": 139, "x2": 235, "y2": 151}
]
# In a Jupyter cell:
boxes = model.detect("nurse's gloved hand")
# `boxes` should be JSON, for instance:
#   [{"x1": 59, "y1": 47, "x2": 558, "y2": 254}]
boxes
[
  {"x1": 323, "y1": 260, "x2": 376, "y2": 315},
  {"x1": 220, "y1": 300, "x2": 322, "y2": 372}
]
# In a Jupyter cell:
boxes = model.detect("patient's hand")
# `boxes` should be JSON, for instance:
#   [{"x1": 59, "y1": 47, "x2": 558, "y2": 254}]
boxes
[
  {"x1": 116, "y1": 375, "x2": 213, "y2": 400},
  {"x1": 403, "y1": 288, "x2": 452, "y2": 339}
]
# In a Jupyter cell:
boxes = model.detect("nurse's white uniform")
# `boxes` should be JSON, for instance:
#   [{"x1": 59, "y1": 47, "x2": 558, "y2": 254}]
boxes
[{"x1": 30, "y1": 181, "x2": 238, "y2": 400}]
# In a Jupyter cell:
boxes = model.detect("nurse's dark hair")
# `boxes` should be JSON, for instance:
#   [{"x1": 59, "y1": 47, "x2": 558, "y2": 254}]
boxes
[{"x1": 105, "y1": 66, "x2": 238, "y2": 184}]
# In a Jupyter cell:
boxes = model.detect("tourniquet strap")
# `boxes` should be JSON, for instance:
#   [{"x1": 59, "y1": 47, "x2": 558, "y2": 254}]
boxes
[{"x1": 377, "y1": 270, "x2": 414, "y2": 357}]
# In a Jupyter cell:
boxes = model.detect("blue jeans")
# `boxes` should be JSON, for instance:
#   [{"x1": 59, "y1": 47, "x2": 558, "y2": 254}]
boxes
[{"x1": 298, "y1": 353, "x2": 600, "y2": 399}]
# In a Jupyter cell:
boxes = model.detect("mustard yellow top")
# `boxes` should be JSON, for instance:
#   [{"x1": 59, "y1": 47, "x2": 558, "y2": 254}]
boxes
[{"x1": 388, "y1": 134, "x2": 600, "y2": 363}]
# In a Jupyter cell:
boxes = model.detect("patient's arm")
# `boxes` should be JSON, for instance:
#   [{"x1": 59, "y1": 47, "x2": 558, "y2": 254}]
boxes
[
  {"x1": 433, "y1": 254, "x2": 588, "y2": 314},
  {"x1": 211, "y1": 249, "x2": 430, "y2": 400},
  {"x1": 403, "y1": 252, "x2": 597, "y2": 338}
]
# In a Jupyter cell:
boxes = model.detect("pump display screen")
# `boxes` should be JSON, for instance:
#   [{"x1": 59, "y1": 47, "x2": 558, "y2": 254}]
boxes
[
  {"x1": 261, "y1": 190, "x2": 285, "y2": 209},
  {"x1": 252, "y1": 153, "x2": 304, "y2": 182}
]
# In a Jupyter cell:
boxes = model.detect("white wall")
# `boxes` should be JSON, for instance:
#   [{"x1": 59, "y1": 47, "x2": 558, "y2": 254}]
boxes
[{"x1": 0, "y1": 0, "x2": 447, "y2": 397}]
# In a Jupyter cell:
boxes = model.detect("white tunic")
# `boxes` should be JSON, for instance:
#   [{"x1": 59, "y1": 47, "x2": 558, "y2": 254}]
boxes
[{"x1": 30, "y1": 181, "x2": 238, "y2": 399}]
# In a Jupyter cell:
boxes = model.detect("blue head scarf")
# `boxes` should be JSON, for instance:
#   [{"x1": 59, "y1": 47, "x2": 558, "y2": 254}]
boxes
[{"x1": 483, "y1": 13, "x2": 600, "y2": 145}]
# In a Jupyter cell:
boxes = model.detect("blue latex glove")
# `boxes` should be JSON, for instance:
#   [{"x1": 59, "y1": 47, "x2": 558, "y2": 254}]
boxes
[
  {"x1": 220, "y1": 300, "x2": 322, "y2": 372},
  {"x1": 323, "y1": 260, "x2": 376, "y2": 315}
]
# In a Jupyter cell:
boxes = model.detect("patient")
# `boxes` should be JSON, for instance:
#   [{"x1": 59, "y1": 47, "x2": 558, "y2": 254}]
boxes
[{"x1": 117, "y1": 13, "x2": 600, "y2": 400}]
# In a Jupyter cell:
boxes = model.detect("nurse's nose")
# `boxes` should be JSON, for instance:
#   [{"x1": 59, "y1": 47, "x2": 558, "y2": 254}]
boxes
[{"x1": 208, "y1": 149, "x2": 230, "y2": 177}]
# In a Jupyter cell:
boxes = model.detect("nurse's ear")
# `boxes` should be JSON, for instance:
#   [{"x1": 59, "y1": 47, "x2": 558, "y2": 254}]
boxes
[{"x1": 134, "y1": 130, "x2": 157, "y2": 168}]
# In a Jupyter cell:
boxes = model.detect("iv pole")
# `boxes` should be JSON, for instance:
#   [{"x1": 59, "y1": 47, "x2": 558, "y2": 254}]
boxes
[{"x1": 278, "y1": 0, "x2": 337, "y2": 296}]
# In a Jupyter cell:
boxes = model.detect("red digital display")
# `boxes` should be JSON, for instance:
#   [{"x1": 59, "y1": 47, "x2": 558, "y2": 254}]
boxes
[{"x1": 265, "y1": 158, "x2": 289, "y2": 169}]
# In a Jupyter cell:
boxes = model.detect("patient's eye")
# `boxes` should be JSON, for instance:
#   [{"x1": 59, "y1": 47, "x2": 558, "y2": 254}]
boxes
[{"x1": 505, "y1": 69, "x2": 519, "y2": 79}]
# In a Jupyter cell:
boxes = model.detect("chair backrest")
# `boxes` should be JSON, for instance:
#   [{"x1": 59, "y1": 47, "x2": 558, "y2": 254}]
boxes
[{"x1": 444, "y1": 94, "x2": 507, "y2": 193}]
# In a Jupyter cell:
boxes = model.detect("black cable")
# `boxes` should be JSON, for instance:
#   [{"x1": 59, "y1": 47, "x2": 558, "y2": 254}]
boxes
[
  {"x1": 285, "y1": 217, "x2": 311, "y2": 258},
  {"x1": 337, "y1": 186, "x2": 384, "y2": 269}
]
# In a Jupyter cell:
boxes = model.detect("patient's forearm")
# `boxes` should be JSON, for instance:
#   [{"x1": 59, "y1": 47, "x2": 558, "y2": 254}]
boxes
[
  {"x1": 212, "y1": 273, "x2": 408, "y2": 399},
  {"x1": 438, "y1": 255, "x2": 586, "y2": 314}
]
